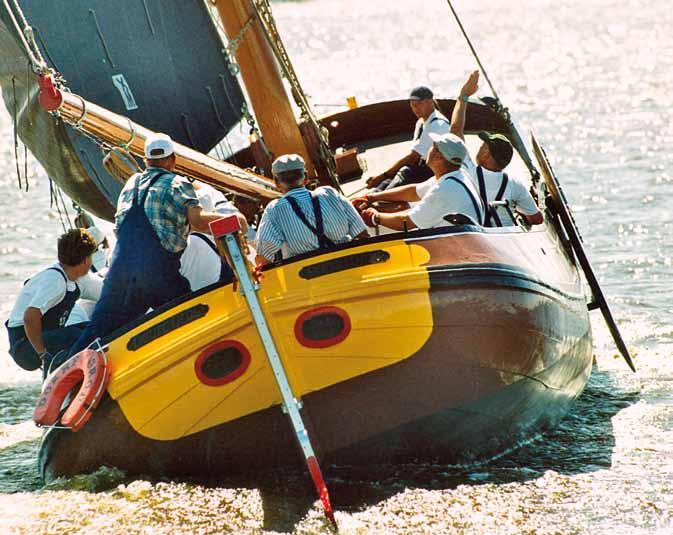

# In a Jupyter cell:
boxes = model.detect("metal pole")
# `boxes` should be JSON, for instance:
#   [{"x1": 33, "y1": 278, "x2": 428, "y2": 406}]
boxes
[{"x1": 210, "y1": 215, "x2": 338, "y2": 530}]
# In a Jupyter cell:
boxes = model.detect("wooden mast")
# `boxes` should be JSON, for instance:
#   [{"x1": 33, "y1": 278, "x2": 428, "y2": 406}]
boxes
[{"x1": 213, "y1": 0, "x2": 316, "y2": 176}]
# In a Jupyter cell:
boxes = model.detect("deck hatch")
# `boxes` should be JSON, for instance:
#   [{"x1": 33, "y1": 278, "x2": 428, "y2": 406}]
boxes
[
  {"x1": 298, "y1": 250, "x2": 390, "y2": 279},
  {"x1": 126, "y1": 304, "x2": 209, "y2": 351}
]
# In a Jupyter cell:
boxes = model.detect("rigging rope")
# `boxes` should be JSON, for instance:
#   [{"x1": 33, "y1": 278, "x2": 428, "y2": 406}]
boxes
[
  {"x1": 2, "y1": 0, "x2": 48, "y2": 73},
  {"x1": 445, "y1": 0, "x2": 540, "y2": 184}
]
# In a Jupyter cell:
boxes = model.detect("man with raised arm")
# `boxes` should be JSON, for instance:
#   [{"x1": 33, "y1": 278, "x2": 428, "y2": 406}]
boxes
[
  {"x1": 354, "y1": 133, "x2": 484, "y2": 231},
  {"x1": 451, "y1": 71, "x2": 543, "y2": 227},
  {"x1": 68, "y1": 134, "x2": 228, "y2": 357},
  {"x1": 366, "y1": 86, "x2": 450, "y2": 191}
]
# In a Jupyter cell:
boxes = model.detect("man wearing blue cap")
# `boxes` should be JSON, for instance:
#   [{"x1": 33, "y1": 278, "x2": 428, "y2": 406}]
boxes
[
  {"x1": 366, "y1": 86, "x2": 450, "y2": 191},
  {"x1": 256, "y1": 154, "x2": 368, "y2": 264}
]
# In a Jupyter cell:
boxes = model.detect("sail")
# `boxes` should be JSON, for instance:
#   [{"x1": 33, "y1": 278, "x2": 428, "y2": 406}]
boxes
[{"x1": 0, "y1": 1, "x2": 246, "y2": 220}]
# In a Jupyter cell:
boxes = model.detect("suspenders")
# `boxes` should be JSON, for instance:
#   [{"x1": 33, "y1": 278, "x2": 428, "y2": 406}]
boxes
[
  {"x1": 476, "y1": 167, "x2": 516, "y2": 227},
  {"x1": 416, "y1": 115, "x2": 448, "y2": 140},
  {"x1": 441, "y1": 175, "x2": 484, "y2": 226},
  {"x1": 285, "y1": 192, "x2": 335, "y2": 249}
]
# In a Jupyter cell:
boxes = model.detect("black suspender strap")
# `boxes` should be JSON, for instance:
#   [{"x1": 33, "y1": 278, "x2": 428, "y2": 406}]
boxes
[
  {"x1": 46, "y1": 266, "x2": 68, "y2": 284},
  {"x1": 192, "y1": 232, "x2": 220, "y2": 255},
  {"x1": 495, "y1": 173, "x2": 517, "y2": 225},
  {"x1": 476, "y1": 166, "x2": 493, "y2": 227},
  {"x1": 442, "y1": 176, "x2": 484, "y2": 226},
  {"x1": 285, "y1": 193, "x2": 335, "y2": 249},
  {"x1": 133, "y1": 171, "x2": 172, "y2": 207}
]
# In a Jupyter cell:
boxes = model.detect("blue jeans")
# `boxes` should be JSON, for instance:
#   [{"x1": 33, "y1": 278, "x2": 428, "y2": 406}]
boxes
[
  {"x1": 375, "y1": 164, "x2": 434, "y2": 191},
  {"x1": 8, "y1": 322, "x2": 88, "y2": 371}
]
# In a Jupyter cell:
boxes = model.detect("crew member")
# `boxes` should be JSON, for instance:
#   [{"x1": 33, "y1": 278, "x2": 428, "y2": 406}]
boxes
[
  {"x1": 5, "y1": 228, "x2": 100, "y2": 374},
  {"x1": 68, "y1": 134, "x2": 226, "y2": 356},
  {"x1": 256, "y1": 154, "x2": 368, "y2": 264},
  {"x1": 355, "y1": 133, "x2": 484, "y2": 230},
  {"x1": 180, "y1": 183, "x2": 246, "y2": 291},
  {"x1": 451, "y1": 71, "x2": 543, "y2": 226},
  {"x1": 367, "y1": 86, "x2": 450, "y2": 191}
]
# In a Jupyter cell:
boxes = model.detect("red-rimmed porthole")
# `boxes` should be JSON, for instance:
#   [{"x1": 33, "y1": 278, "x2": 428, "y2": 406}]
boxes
[
  {"x1": 294, "y1": 307, "x2": 351, "y2": 348},
  {"x1": 194, "y1": 340, "x2": 251, "y2": 386}
]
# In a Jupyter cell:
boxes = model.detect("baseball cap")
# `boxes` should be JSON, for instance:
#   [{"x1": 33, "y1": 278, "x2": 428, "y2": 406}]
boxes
[
  {"x1": 428, "y1": 133, "x2": 467, "y2": 166},
  {"x1": 85, "y1": 225, "x2": 105, "y2": 246},
  {"x1": 409, "y1": 86, "x2": 434, "y2": 101},
  {"x1": 478, "y1": 132, "x2": 513, "y2": 167},
  {"x1": 272, "y1": 154, "x2": 305, "y2": 175},
  {"x1": 144, "y1": 133, "x2": 175, "y2": 160}
]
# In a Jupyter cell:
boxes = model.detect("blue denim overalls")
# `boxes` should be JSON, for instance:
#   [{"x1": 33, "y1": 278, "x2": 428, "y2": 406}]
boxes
[{"x1": 68, "y1": 171, "x2": 191, "y2": 356}]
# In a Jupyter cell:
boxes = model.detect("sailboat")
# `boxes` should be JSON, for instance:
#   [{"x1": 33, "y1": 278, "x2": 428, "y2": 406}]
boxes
[{"x1": 1, "y1": 0, "x2": 633, "y2": 515}]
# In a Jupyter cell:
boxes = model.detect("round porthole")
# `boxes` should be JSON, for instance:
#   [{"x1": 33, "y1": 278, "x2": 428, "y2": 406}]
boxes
[
  {"x1": 295, "y1": 307, "x2": 351, "y2": 348},
  {"x1": 195, "y1": 340, "x2": 251, "y2": 386}
]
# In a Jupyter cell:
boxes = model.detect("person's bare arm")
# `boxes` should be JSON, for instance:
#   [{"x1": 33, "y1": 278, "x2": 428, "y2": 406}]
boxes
[
  {"x1": 376, "y1": 210, "x2": 418, "y2": 231},
  {"x1": 450, "y1": 70, "x2": 480, "y2": 141},
  {"x1": 23, "y1": 307, "x2": 46, "y2": 355},
  {"x1": 366, "y1": 152, "x2": 422, "y2": 188},
  {"x1": 361, "y1": 208, "x2": 418, "y2": 232},
  {"x1": 368, "y1": 184, "x2": 422, "y2": 204},
  {"x1": 521, "y1": 211, "x2": 543, "y2": 225},
  {"x1": 187, "y1": 206, "x2": 249, "y2": 234}
]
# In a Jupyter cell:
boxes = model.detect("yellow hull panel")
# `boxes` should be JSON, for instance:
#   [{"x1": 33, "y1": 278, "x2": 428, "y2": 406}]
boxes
[{"x1": 106, "y1": 240, "x2": 433, "y2": 440}]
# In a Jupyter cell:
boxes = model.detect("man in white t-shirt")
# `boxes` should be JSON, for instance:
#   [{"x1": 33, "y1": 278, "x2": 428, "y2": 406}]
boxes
[
  {"x1": 367, "y1": 86, "x2": 451, "y2": 191},
  {"x1": 450, "y1": 71, "x2": 543, "y2": 227},
  {"x1": 179, "y1": 183, "x2": 247, "y2": 291},
  {"x1": 353, "y1": 133, "x2": 484, "y2": 230},
  {"x1": 5, "y1": 229, "x2": 101, "y2": 374}
]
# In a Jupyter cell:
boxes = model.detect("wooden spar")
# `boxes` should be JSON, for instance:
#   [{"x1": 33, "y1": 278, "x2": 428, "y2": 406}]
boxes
[
  {"x1": 37, "y1": 76, "x2": 280, "y2": 202},
  {"x1": 213, "y1": 0, "x2": 317, "y2": 176}
]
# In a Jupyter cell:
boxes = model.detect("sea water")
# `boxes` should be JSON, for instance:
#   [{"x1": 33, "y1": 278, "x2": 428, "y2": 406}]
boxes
[{"x1": 1, "y1": 0, "x2": 672, "y2": 533}]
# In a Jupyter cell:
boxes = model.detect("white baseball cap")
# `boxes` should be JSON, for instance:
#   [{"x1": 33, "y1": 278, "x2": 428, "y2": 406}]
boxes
[
  {"x1": 144, "y1": 133, "x2": 175, "y2": 160},
  {"x1": 272, "y1": 154, "x2": 305, "y2": 175},
  {"x1": 428, "y1": 133, "x2": 467, "y2": 166},
  {"x1": 85, "y1": 225, "x2": 105, "y2": 246}
]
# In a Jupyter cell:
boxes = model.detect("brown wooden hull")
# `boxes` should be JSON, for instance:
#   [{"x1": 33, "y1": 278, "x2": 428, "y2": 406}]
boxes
[{"x1": 39, "y1": 224, "x2": 593, "y2": 481}]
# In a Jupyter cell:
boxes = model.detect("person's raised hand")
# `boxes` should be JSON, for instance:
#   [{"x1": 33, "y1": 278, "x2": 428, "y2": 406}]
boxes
[{"x1": 461, "y1": 70, "x2": 480, "y2": 98}]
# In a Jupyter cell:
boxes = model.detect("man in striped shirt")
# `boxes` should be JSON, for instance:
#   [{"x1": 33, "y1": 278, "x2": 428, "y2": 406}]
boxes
[{"x1": 256, "y1": 154, "x2": 369, "y2": 264}]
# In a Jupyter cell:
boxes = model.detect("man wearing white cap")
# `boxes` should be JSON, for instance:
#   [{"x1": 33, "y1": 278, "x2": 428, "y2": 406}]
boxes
[
  {"x1": 366, "y1": 86, "x2": 450, "y2": 191},
  {"x1": 354, "y1": 133, "x2": 484, "y2": 230},
  {"x1": 256, "y1": 154, "x2": 368, "y2": 264},
  {"x1": 69, "y1": 133, "x2": 226, "y2": 356},
  {"x1": 179, "y1": 183, "x2": 249, "y2": 291}
]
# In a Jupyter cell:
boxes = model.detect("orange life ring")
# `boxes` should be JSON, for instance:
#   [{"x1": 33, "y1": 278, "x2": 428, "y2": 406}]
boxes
[{"x1": 33, "y1": 348, "x2": 110, "y2": 432}]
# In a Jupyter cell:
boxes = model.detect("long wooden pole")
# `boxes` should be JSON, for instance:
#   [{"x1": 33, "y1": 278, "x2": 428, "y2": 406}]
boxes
[
  {"x1": 213, "y1": 0, "x2": 316, "y2": 175},
  {"x1": 37, "y1": 75, "x2": 280, "y2": 202}
]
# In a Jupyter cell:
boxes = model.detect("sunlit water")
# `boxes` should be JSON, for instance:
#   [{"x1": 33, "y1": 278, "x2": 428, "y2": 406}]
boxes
[{"x1": 1, "y1": 0, "x2": 672, "y2": 533}]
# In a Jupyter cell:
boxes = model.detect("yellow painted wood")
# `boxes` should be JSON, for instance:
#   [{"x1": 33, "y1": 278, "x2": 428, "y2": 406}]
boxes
[{"x1": 106, "y1": 239, "x2": 433, "y2": 441}]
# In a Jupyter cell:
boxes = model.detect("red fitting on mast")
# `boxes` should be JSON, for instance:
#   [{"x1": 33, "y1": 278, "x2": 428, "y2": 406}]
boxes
[{"x1": 37, "y1": 73, "x2": 63, "y2": 112}]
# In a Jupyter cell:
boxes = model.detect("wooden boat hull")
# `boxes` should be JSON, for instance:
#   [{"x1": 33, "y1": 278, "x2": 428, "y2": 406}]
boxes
[{"x1": 39, "y1": 224, "x2": 592, "y2": 481}]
